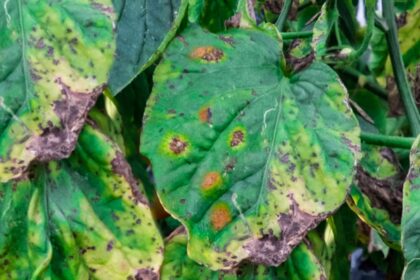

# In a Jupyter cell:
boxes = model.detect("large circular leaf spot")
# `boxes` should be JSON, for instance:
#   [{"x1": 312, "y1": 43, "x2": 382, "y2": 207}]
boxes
[
  {"x1": 190, "y1": 46, "x2": 225, "y2": 63},
  {"x1": 201, "y1": 171, "x2": 223, "y2": 192},
  {"x1": 199, "y1": 107, "x2": 212, "y2": 123},
  {"x1": 210, "y1": 203, "x2": 232, "y2": 231}
]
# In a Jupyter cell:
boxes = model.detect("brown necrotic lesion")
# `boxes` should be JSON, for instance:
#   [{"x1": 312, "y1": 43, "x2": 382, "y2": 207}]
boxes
[
  {"x1": 190, "y1": 46, "x2": 224, "y2": 62},
  {"x1": 169, "y1": 137, "x2": 188, "y2": 155}
]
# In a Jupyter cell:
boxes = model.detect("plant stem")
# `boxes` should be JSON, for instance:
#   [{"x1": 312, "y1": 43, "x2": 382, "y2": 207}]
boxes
[
  {"x1": 338, "y1": 66, "x2": 387, "y2": 99},
  {"x1": 361, "y1": 132, "x2": 415, "y2": 149},
  {"x1": 382, "y1": 0, "x2": 420, "y2": 136},
  {"x1": 276, "y1": 0, "x2": 293, "y2": 31},
  {"x1": 374, "y1": 15, "x2": 388, "y2": 32},
  {"x1": 281, "y1": 31, "x2": 313, "y2": 40}
]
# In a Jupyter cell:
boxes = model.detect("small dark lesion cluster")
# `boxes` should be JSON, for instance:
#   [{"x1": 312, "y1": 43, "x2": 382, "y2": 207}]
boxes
[
  {"x1": 111, "y1": 151, "x2": 148, "y2": 205},
  {"x1": 202, "y1": 48, "x2": 224, "y2": 62},
  {"x1": 230, "y1": 130, "x2": 244, "y2": 147},
  {"x1": 169, "y1": 137, "x2": 188, "y2": 155}
]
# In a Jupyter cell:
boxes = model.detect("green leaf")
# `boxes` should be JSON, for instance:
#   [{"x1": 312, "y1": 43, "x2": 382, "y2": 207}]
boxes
[
  {"x1": 0, "y1": 0, "x2": 116, "y2": 183},
  {"x1": 0, "y1": 124, "x2": 163, "y2": 279},
  {"x1": 142, "y1": 24, "x2": 360, "y2": 269},
  {"x1": 276, "y1": 240, "x2": 327, "y2": 280},
  {"x1": 403, "y1": 259, "x2": 420, "y2": 280},
  {"x1": 188, "y1": 0, "x2": 239, "y2": 31},
  {"x1": 402, "y1": 136, "x2": 420, "y2": 278},
  {"x1": 347, "y1": 144, "x2": 402, "y2": 249},
  {"x1": 108, "y1": 0, "x2": 188, "y2": 95},
  {"x1": 161, "y1": 227, "x2": 327, "y2": 279},
  {"x1": 368, "y1": 27, "x2": 388, "y2": 76}
]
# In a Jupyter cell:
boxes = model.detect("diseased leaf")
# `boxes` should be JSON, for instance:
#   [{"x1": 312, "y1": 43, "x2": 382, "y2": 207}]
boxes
[
  {"x1": 286, "y1": 38, "x2": 314, "y2": 73},
  {"x1": 311, "y1": 2, "x2": 337, "y2": 58},
  {"x1": 402, "y1": 136, "x2": 420, "y2": 279},
  {"x1": 347, "y1": 144, "x2": 402, "y2": 249},
  {"x1": 398, "y1": 1, "x2": 420, "y2": 69},
  {"x1": 0, "y1": 124, "x2": 163, "y2": 279},
  {"x1": 0, "y1": 0, "x2": 116, "y2": 182},
  {"x1": 384, "y1": 1, "x2": 420, "y2": 75},
  {"x1": 108, "y1": 0, "x2": 188, "y2": 94},
  {"x1": 161, "y1": 227, "x2": 326, "y2": 280},
  {"x1": 141, "y1": 25, "x2": 360, "y2": 269}
]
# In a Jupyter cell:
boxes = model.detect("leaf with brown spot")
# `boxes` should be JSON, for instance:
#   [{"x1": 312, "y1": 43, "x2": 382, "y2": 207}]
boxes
[
  {"x1": 0, "y1": 0, "x2": 116, "y2": 183},
  {"x1": 0, "y1": 124, "x2": 163, "y2": 279},
  {"x1": 402, "y1": 136, "x2": 420, "y2": 279},
  {"x1": 161, "y1": 227, "x2": 327, "y2": 279},
  {"x1": 142, "y1": 25, "x2": 360, "y2": 269},
  {"x1": 347, "y1": 144, "x2": 403, "y2": 249}
]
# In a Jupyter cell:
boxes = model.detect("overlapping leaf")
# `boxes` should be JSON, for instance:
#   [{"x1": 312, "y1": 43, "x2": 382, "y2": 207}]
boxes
[
  {"x1": 0, "y1": 0, "x2": 116, "y2": 182},
  {"x1": 311, "y1": 2, "x2": 336, "y2": 58},
  {"x1": 0, "y1": 124, "x2": 163, "y2": 279},
  {"x1": 347, "y1": 144, "x2": 403, "y2": 248},
  {"x1": 161, "y1": 227, "x2": 326, "y2": 279},
  {"x1": 142, "y1": 25, "x2": 360, "y2": 269},
  {"x1": 108, "y1": 0, "x2": 188, "y2": 94},
  {"x1": 402, "y1": 136, "x2": 420, "y2": 279}
]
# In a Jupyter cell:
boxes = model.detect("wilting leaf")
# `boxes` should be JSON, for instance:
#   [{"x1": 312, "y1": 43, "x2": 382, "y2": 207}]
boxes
[
  {"x1": 286, "y1": 37, "x2": 314, "y2": 72},
  {"x1": 161, "y1": 227, "x2": 326, "y2": 279},
  {"x1": 0, "y1": 0, "x2": 116, "y2": 182},
  {"x1": 0, "y1": 124, "x2": 163, "y2": 279},
  {"x1": 402, "y1": 136, "x2": 420, "y2": 279},
  {"x1": 188, "y1": 0, "x2": 239, "y2": 31},
  {"x1": 142, "y1": 25, "x2": 360, "y2": 269},
  {"x1": 347, "y1": 144, "x2": 402, "y2": 249},
  {"x1": 108, "y1": 0, "x2": 188, "y2": 94},
  {"x1": 311, "y1": 2, "x2": 337, "y2": 58}
]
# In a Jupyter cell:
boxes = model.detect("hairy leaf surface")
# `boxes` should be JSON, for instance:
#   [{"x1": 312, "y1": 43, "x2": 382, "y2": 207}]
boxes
[
  {"x1": 0, "y1": 124, "x2": 162, "y2": 279},
  {"x1": 142, "y1": 25, "x2": 360, "y2": 269},
  {"x1": 0, "y1": 0, "x2": 115, "y2": 182},
  {"x1": 108, "y1": 0, "x2": 188, "y2": 94},
  {"x1": 402, "y1": 136, "x2": 420, "y2": 279}
]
